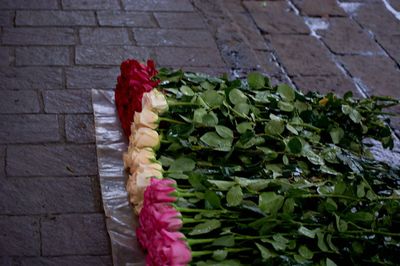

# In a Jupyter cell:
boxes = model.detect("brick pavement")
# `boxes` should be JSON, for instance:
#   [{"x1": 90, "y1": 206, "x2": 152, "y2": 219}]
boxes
[{"x1": 0, "y1": 0, "x2": 399, "y2": 265}]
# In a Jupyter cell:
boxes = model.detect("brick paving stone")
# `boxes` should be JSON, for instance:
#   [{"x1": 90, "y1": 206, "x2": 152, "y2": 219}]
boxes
[
  {"x1": 75, "y1": 46, "x2": 149, "y2": 65},
  {"x1": 180, "y1": 67, "x2": 230, "y2": 77},
  {"x1": 41, "y1": 214, "x2": 110, "y2": 256},
  {"x1": 66, "y1": 115, "x2": 95, "y2": 143},
  {"x1": 0, "y1": 90, "x2": 40, "y2": 113},
  {"x1": 6, "y1": 145, "x2": 98, "y2": 177},
  {"x1": 2, "y1": 28, "x2": 75, "y2": 45},
  {"x1": 0, "y1": 177, "x2": 97, "y2": 215},
  {"x1": 134, "y1": 29, "x2": 216, "y2": 48},
  {"x1": 0, "y1": 146, "x2": 5, "y2": 179},
  {"x1": 16, "y1": 47, "x2": 70, "y2": 66},
  {"x1": 0, "y1": 216, "x2": 40, "y2": 256},
  {"x1": 292, "y1": 75, "x2": 360, "y2": 96},
  {"x1": 66, "y1": 67, "x2": 119, "y2": 89},
  {"x1": 154, "y1": 12, "x2": 206, "y2": 29},
  {"x1": 388, "y1": 0, "x2": 400, "y2": 11},
  {"x1": 376, "y1": 34, "x2": 400, "y2": 64},
  {"x1": 16, "y1": 11, "x2": 96, "y2": 26},
  {"x1": 253, "y1": 50, "x2": 282, "y2": 76},
  {"x1": 0, "y1": 11, "x2": 14, "y2": 26},
  {"x1": 97, "y1": 11, "x2": 156, "y2": 27},
  {"x1": 156, "y1": 47, "x2": 225, "y2": 67},
  {"x1": 0, "y1": 257, "x2": 12, "y2": 266},
  {"x1": 229, "y1": 12, "x2": 269, "y2": 50},
  {"x1": 339, "y1": 55, "x2": 400, "y2": 97},
  {"x1": 244, "y1": 1, "x2": 310, "y2": 34},
  {"x1": 123, "y1": 0, "x2": 193, "y2": 11},
  {"x1": 20, "y1": 256, "x2": 112, "y2": 266},
  {"x1": 0, "y1": 67, "x2": 62, "y2": 90},
  {"x1": 222, "y1": 0, "x2": 246, "y2": 13},
  {"x1": 353, "y1": 2, "x2": 400, "y2": 36},
  {"x1": 62, "y1": 0, "x2": 120, "y2": 10},
  {"x1": 0, "y1": 47, "x2": 11, "y2": 66},
  {"x1": 266, "y1": 35, "x2": 341, "y2": 76},
  {"x1": 43, "y1": 90, "x2": 92, "y2": 113},
  {"x1": 317, "y1": 18, "x2": 382, "y2": 55},
  {"x1": 0, "y1": 114, "x2": 59, "y2": 144},
  {"x1": 79, "y1": 28, "x2": 131, "y2": 45},
  {"x1": 0, "y1": 0, "x2": 58, "y2": 9},
  {"x1": 292, "y1": 0, "x2": 346, "y2": 17}
]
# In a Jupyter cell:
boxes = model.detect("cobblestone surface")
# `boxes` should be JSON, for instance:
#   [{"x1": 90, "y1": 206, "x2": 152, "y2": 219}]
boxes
[{"x1": 0, "y1": 0, "x2": 399, "y2": 264}]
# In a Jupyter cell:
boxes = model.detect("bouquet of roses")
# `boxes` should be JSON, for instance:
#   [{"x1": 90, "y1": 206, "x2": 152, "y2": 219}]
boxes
[{"x1": 115, "y1": 59, "x2": 400, "y2": 266}]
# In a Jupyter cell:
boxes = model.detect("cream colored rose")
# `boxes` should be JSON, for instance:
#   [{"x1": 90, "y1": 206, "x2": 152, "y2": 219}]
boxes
[
  {"x1": 142, "y1": 89, "x2": 168, "y2": 114},
  {"x1": 123, "y1": 147, "x2": 155, "y2": 170},
  {"x1": 134, "y1": 108, "x2": 159, "y2": 129},
  {"x1": 131, "y1": 127, "x2": 160, "y2": 149}
]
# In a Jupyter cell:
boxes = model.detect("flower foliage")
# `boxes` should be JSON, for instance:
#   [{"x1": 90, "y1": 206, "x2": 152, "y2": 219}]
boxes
[{"x1": 115, "y1": 59, "x2": 160, "y2": 137}]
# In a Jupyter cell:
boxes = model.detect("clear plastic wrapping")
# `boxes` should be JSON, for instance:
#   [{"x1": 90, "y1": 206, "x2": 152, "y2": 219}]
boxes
[{"x1": 92, "y1": 89, "x2": 145, "y2": 266}]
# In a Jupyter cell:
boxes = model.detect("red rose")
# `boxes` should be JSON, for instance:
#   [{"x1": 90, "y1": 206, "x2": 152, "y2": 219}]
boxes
[{"x1": 115, "y1": 59, "x2": 160, "y2": 137}]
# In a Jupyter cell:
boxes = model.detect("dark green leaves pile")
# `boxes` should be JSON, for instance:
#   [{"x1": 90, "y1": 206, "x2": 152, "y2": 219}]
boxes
[{"x1": 156, "y1": 69, "x2": 400, "y2": 265}]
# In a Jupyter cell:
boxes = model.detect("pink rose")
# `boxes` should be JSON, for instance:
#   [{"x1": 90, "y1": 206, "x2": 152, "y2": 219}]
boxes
[{"x1": 143, "y1": 178, "x2": 177, "y2": 204}]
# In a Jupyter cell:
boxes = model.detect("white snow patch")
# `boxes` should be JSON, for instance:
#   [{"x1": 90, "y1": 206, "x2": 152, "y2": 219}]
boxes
[
  {"x1": 338, "y1": 2, "x2": 362, "y2": 14},
  {"x1": 304, "y1": 17, "x2": 329, "y2": 39},
  {"x1": 382, "y1": 0, "x2": 400, "y2": 21}
]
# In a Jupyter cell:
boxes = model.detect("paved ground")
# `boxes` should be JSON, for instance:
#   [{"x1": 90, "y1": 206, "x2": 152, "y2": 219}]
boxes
[{"x1": 0, "y1": 0, "x2": 399, "y2": 265}]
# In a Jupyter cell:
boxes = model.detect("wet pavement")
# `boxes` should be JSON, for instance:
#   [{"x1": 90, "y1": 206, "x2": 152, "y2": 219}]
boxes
[{"x1": 0, "y1": 0, "x2": 399, "y2": 265}]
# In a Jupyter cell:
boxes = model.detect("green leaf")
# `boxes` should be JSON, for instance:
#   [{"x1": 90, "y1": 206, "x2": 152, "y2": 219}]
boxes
[
  {"x1": 180, "y1": 85, "x2": 195, "y2": 96},
  {"x1": 201, "y1": 81, "x2": 215, "y2": 90},
  {"x1": 226, "y1": 185, "x2": 243, "y2": 207},
  {"x1": 234, "y1": 102, "x2": 250, "y2": 115},
  {"x1": 256, "y1": 147, "x2": 278, "y2": 161},
  {"x1": 287, "y1": 137, "x2": 303, "y2": 154},
  {"x1": 202, "y1": 90, "x2": 224, "y2": 108},
  {"x1": 255, "y1": 243, "x2": 277, "y2": 261},
  {"x1": 283, "y1": 198, "x2": 295, "y2": 213},
  {"x1": 298, "y1": 226, "x2": 316, "y2": 238},
  {"x1": 212, "y1": 235, "x2": 235, "y2": 247},
  {"x1": 342, "y1": 105, "x2": 362, "y2": 123},
  {"x1": 215, "y1": 125, "x2": 234, "y2": 139},
  {"x1": 229, "y1": 88, "x2": 248, "y2": 105},
  {"x1": 204, "y1": 190, "x2": 221, "y2": 209},
  {"x1": 298, "y1": 245, "x2": 313, "y2": 260},
  {"x1": 159, "y1": 155, "x2": 174, "y2": 167},
  {"x1": 208, "y1": 180, "x2": 235, "y2": 191},
  {"x1": 202, "y1": 112, "x2": 219, "y2": 127},
  {"x1": 212, "y1": 250, "x2": 228, "y2": 261},
  {"x1": 277, "y1": 84, "x2": 295, "y2": 102},
  {"x1": 193, "y1": 108, "x2": 207, "y2": 124},
  {"x1": 286, "y1": 124, "x2": 299, "y2": 135},
  {"x1": 330, "y1": 127, "x2": 344, "y2": 144},
  {"x1": 259, "y1": 192, "x2": 284, "y2": 214},
  {"x1": 326, "y1": 258, "x2": 338, "y2": 266},
  {"x1": 200, "y1": 132, "x2": 232, "y2": 152},
  {"x1": 345, "y1": 211, "x2": 374, "y2": 223},
  {"x1": 169, "y1": 157, "x2": 196, "y2": 172},
  {"x1": 270, "y1": 234, "x2": 289, "y2": 251},
  {"x1": 335, "y1": 214, "x2": 348, "y2": 232},
  {"x1": 278, "y1": 101, "x2": 294, "y2": 112},
  {"x1": 320, "y1": 165, "x2": 340, "y2": 176},
  {"x1": 189, "y1": 219, "x2": 221, "y2": 235},
  {"x1": 247, "y1": 72, "x2": 265, "y2": 90},
  {"x1": 316, "y1": 231, "x2": 329, "y2": 252},
  {"x1": 357, "y1": 183, "x2": 365, "y2": 198},
  {"x1": 265, "y1": 120, "x2": 285, "y2": 135},
  {"x1": 303, "y1": 149, "x2": 324, "y2": 165},
  {"x1": 236, "y1": 122, "x2": 254, "y2": 134}
]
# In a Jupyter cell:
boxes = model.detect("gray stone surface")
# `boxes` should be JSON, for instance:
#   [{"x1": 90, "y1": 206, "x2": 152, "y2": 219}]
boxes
[
  {"x1": 16, "y1": 47, "x2": 70, "y2": 66},
  {"x1": 75, "y1": 46, "x2": 150, "y2": 65},
  {"x1": 66, "y1": 115, "x2": 96, "y2": 143},
  {"x1": 0, "y1": 90, "x2": 40, "y2": 113},
  {"x1": 20, "y1": 256, "x2": 112, "y2": 266},
  {"x1": 43, "y1": 90, "x2": 92, "y2": 113},
  {"x1": 0, "y1": 216, "x2": 40, "y2": 256},
  {"x1": 79, "y1": 28, "x2": 131, "y2": 45},
  {"x1": 156, "y1": 47, "x2": 225, "y2": 67},
  {"x1": 16, "y1": 11, "x2": 96, "y2": 26},
  {"x1": 0, "y1": 67, "x2": 63, "y2": 90},
  {"x1": 6, "y1": 145, "x2": 98, "y2": 177},
  {"x1": 0, "y1": 114, "x2": 59, "y2": 143},
  {"x1": 154, "y1": 12, "x2": 206, "y2": 29},
  {"x1": 123, "y1": 0, "x2": 193, "y2": 11},
  {"x1": 41, "y1": 214, "x2": 110, "y2": 256},
  {"x1": 0, "y1": 177, "x2": 97, "y2": 214},
  {"x1": 2, "y1": 28, "x2": 75, "y2": 45},
  {"x1": 292, "y1": 0, "x2": 346, "y2": 17},
  {"x1": 62, "y1": 0, "x2": 120, "y2": 10},
  {"x1": 66, "y1": 67, "x2": 119, "y2": 89},
  {"x1": 97, "y1": 11, "x2": 157, "y2": 27}
]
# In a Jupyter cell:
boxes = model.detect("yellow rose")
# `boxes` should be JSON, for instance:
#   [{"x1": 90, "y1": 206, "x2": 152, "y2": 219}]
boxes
[
  {"x1": 123, "y1": 147, "x2": 155, "y2": 170},
  {"x1": 131, "y1": 127, "x2": 160, "y2": 149},
  {"x1": 142, "y1": 89, "x2": 168, "y2": 114},
  {"x1": 134, "y1": 108, "x2": 159, "y2": 129}
]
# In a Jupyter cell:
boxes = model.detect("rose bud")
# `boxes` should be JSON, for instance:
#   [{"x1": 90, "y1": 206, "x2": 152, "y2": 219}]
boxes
[
  {"x1": 134, "y1": 108, "x2": 159, "y2": 129},
  {"x1": 123, "y1": 147, "x2": 155, "y2": 170},
  {"x1": 142, "y1": 89, "x2": 168, "y2": 114},
  {"x1": 132, "y1": 127, "x2": 160, "y2": 149}
]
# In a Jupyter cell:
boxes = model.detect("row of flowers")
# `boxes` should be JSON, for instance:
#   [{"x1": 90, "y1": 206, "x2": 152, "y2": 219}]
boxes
[{"x1": 117, "y1": 60, "x2": 192, "y2": 265}]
